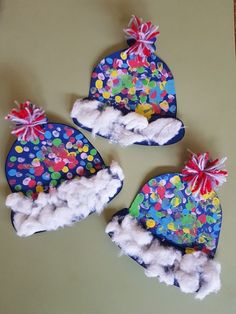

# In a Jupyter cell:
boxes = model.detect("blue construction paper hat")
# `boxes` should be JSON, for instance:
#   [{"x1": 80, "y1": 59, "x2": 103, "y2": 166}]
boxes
[
  {"x1": 5, "y1": 101, "x2": 124, "y2": 237},
  {"x1": 106, "y1": 152, "x2": 227, "y2": 299},
  {"x1": 71, "y1": 15, "x2": 185, "y2": 146}
]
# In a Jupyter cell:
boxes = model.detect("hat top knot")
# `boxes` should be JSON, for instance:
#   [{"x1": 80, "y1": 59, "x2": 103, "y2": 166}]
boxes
[
  {"x1": 123, "y1": 15, "x2": 159, "y2": 59},
  {"x1": 182, "y1": 152, "x2": 228, "y2": 196},
  {"x1": 5, "y1": 101, "x2": 47, "y2": 142}
]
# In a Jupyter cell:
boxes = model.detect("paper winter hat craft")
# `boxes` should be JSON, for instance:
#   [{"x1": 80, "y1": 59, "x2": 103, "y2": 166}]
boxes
[
  {"x1": 106, "y1": 152, "x2": 227, "y2": 299},
  {"x1": 71, "y1": 15, "x2": 185, "y2": 146},
  {"x1": 5, "y1": 101, "x2": 124, "y2": 237}
]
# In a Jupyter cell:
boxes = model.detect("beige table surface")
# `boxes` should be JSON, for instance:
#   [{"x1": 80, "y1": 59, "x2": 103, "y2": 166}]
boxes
[{"x1": 0, "y1": 1, "x2": 236, "y2": 313}]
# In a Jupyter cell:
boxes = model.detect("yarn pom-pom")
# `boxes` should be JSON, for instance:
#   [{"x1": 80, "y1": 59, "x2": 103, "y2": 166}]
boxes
[
  {"x1": 124, "y1": 15, "x2": 159, "y2": 58},
  {"x1": 182, "y1": 152, "x2": 228, "y2": 196},
  {"x1": 5, "y1": 101, "x2": 47, "y2": 141}
]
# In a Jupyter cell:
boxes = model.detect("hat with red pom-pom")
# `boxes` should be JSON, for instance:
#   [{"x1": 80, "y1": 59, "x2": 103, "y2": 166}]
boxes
[
  {"x1": 5, "y1": 101, "x2": 124, "y2": 237},
  {"x1": 106, "y1": 152, "x2": 227, "y2": 299},
  {"x1": 71, "y1": 15, "x2": 185, "y2": 146}
]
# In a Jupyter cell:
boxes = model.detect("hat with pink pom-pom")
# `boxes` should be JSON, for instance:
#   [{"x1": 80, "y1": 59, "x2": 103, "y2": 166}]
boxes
[
  {"x1": 71, "y1": 15, "x2": 185, "y2": 146},
  {"x1": 5, "y1": 101, "x2": 124, "y2": 237}
]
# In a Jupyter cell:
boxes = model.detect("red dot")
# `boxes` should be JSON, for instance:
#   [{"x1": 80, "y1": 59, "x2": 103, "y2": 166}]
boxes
[
  {"x1": 142, "y1": 185, "x2": 150, "y2": 194},
  {"x1": 154, "y1": 202, "x2": 161, "y2": 211},
  {"x1": 28, "y1": 180, "x2": 36, "y2": 188}
]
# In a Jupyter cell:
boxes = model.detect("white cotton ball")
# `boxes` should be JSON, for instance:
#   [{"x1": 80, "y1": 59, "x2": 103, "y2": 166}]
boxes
[
  {"x1": 109, "y1": 160, "x2": 125, "y2": 181},
  {"x1": 117, "y1": 130, "x2": 146, "y2": 146},
  {"x1": 145, "y1": 264, "x2": 175, "y2": 286},
  {"x1": 13, "y1": 212, "x2": 28, "y2": 231},
  {"x1": 195, "y1": 260, "x2": 221, "y2": 300},
  {"x1": 120, "y1": 240, "x2": 145, "y2": 258},
  {"x1": 92, "y1": 107, "x2": 121, "y2": 136},
  {"x1": 35, "y1": 192, "x2": 50, "y2": 207},
  {"x1": 71, "y1": 99, "x2": 101, "y2": 129},
  {"x1": 16, "y1": 216, "x2": 46, "y2": 237},
  {"x1": 180, "y1": 251, "x2": 208, "y2": 273},
  {"x1": 148, "y1": 119, "x2": 182, "y2": 145},
  {"x1": 50, "y1": 206, "x2": 75, "y2": 229},
  {"x1": 175, "y1": 270, "x2": 200, "y2": 294},
  {"x1": 142, "y1": 239, "x2": 160, "y2": 264},
  {"x1": 119, "y1": 112, "x2": 148, "y2": 131},
  {"x1": 153, "y1": 245, "x2": 179, "y2": 266},
  {"x1": 6, "y1": 193, "x2": 33, "y2": 214},
  {"x1": 105, "y1": 218, "x2": 120, "y2": 234}
]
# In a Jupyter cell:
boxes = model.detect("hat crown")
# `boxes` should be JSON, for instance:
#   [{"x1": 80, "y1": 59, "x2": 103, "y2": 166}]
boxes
[
  {"x1": 129, "y1": 173, "x2": 222, "y2": 257},
  {"x1": 6, "y1": 122, "x2": 105, "y2": 199},
  {"x1": 89, "y1": 51, "x2": 177, "y2": 121}
]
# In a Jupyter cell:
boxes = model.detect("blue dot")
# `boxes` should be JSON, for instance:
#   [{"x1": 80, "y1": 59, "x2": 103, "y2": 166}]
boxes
[
  {"x1": 75, "y1": 134, "x2": 83, "y2": 140},
  {"x1": 8, "y1": 169, "x2": 17, "y2": 176},
  {"x1": 106, "y1": 58, "x2": 113, "y2": 64},
  {"x1": 63, "y1": 133, "x2": 69, "y2": 139},
  {"x1": 45, "y1": 131, "x2": 52, "y2": 139},
  {"x1": 213, "y1": 224, "x2": 221, "y2": 231},
  {"x1": 29, "y1": 168, "x2": 35, "y2": 174},
  {"x1": 36, "y1": 151, "x2": 43, "y2": 159},
  {"x1": 80, "y1": 161, "x2": 86, "y2": 166},
  {"x1": 42, "y1": 173, "x2": 50, "y2": 181},
  {"x1": 182, "y1": 208, "x2": 189, "y2": 215}
]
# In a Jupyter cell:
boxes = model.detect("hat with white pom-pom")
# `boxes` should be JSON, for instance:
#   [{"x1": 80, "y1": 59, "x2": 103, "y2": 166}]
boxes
[
  {"x1": 106, "y1": 152, "x2": 227, "y2": 299},
  {"x1": 5, "y1": 101, "x2": 124, "y2": 237},
  {"x1": 71, "y1": 15, "x2": 185, "y2": 146}
]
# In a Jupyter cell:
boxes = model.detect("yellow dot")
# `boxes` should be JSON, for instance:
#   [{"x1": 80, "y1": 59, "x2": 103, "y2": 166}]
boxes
[
  {"x1": 62, "y1": 166, "x2": 69, "y2": 173},
  {"x1": 78, "y1": 148, "x2": 83, "y2": 153},
  {"x1": 212, "y1": 197, "x2": 220, "y2": 207},
  {"x1": 36, "y1": 185, "x2": 44, "y2": 193},
  {"x1": 15, "y1": 145, "x2": 23, "y2": 153},
  {"x1": 121, "y1": 52, "x2": 127, "y2": 60},
  {"x1": 168, "y1": 222, "x2": 176, "y2": 231},
  {"x1": 83, "y1": 145, "x2": 89, "y2": 153},
  {"x1": 115, "y1": 95, "x2": 121, "y2": 103},
  {"x1": 95, "y1": 79, "x2": 103, "y2": 89},
  {"x1": 183, "y1": 228, "x2": 190, "y2": 234},
  {"x1": 68, "y1": 152, "x2": 76, "y2": 156},
  {"x1": 146, "y1": 219, "x2": 156, "y2": 228},
  {"x1": 87, "y1": 155, "x2": 94, "y2": 161},
  {"x1": 90, "y1": 168, "x2": 96, "y2": 174},
  {"x1": 198, "y1": 236, "x2": 205, "y2": 243},
  {"x1": 185, "y1": 247, "x2": 195, "y2": 254},
  {"x1": 103, "y1": 91, "x2": 110, "y2": 99},
  {"x1": 129, "y1": 87, "x2": 135, "y2": 95},
  {"x1": 111, "y1": 70, "x2": 118, "y2": 77},
  {"x1": 33, "y1": 158, "x2": 40, "y2": 163}
]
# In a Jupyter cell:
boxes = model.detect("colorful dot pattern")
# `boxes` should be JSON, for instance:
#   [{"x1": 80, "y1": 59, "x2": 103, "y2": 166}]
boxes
[
  {"x1": 89, "y1": 50, "x2": 177, "y2": 120},
  {"x1": 6, "y1": 124, "x2": 105, "y2": 199},
  {"x1": 129, "y1": 173, "x2": 222, "y2": 257}
]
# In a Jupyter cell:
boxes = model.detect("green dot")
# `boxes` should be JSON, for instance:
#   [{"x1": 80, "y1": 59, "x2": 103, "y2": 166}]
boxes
[
  {"x1": 50, "y1": 180, "x2": 57, "y2": 187},
  {"x1": 20, "y1": 140, "x2": 27, "y2": 145},
  {"x1": 51, "y1": 172, "x2": 61, "y2": 180},
  {"x1": 86, "y1": 162, "x2": 92, "y2": 170},
  {"x1": 90, "y1": 149, "x2": 97, "y2": 156},
  {"x1": 10, "y1": 156, "x2": 17, "y2": 162},
  {"x1": 52, "y1": 138, "x2": 62, "y2": 147},
  {"x1": 31, "y1": 138, "x2": 40, "y2": 145},
  {"x1": 26, "y1": 190, "x2": 33, "y2": 197},
  {"x1": 48, "y1": 167, "x2": 54, "y2": 172},
  {"x1": 15, "y1": 185, "x2": 22, "y2": 191},
  {"x1": 149, "y1": 81, "x2": 156, "y2": 88}
]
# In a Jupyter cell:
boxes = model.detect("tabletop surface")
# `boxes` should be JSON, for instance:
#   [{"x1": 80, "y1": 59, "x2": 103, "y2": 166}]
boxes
[{"x1": 0, "y1": 1, "x2": 235, "y2": 313}]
